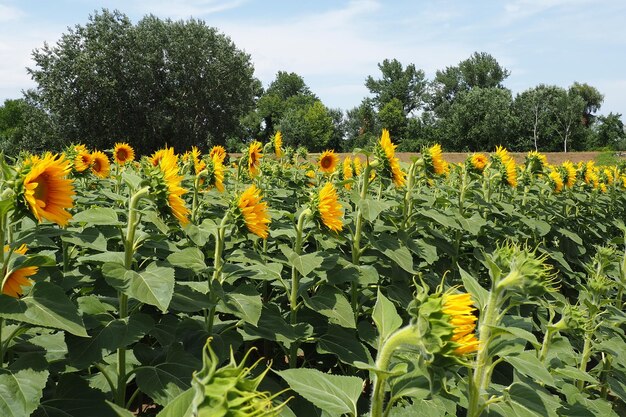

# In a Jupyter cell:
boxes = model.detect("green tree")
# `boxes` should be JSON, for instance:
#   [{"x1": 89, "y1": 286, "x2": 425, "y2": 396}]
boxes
[
  {"x1": 430, "y1": 52, "x2": 510, "y2": 118},
  {"x1": 365, "y1": 59, "x2": 427, "y2": 115},
  {"x1": 593, "y1": 113, "x2": 625, "y2": 149},
  {"x1": 569, "y1": 82, "x2": 603, "y2": 127},
  {"x1": 344, "y1": 98, "x2": 379, "y2": 150},
  {"x1": 378, "y1": 98, "x2": 407, "y2": 140},
  {"x1": 512, "y1": 85, "x2": 563, "y2": 151},
  {"x1": 28, "y1": 9, "x2": 258, "y2": 154},
  {"x1": 554, "y1": 89, "x2": 586, "y2": 152},
  {"x1": 278, "y1": 100, "x2": 335, "y2": 152},
  {"x1": 441, "y1": 87, "x2": 516, "y2": 151}
]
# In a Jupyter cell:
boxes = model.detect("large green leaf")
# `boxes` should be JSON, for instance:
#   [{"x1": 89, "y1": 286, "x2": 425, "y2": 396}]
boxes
[
  {"x1": 71, "y1": 207, "x2": 121, "y2": 226},
  {"x1": 372, "y1": 289, "x2": 402, "y2": 349},
  {"x1": 103, "y1": 262, "x2": 175, "y2": 312},
  {"x1": 66, "y1": 313, "x2": 154, "y2": 369},
  {"x1": 303, "y1": 286, "x2": 355, "y2": 329},
  {"x1": 155, "y1": 388, "x2": 194, "y2": 417},
  {"x1": 0, "y1": 367, "x2": 49, "y2": 417},
  {"x1": 505, "y1": 351, "x2": 556, "y2": 387},
  {"x1": 34, "y1": 374, "x2": 116, "y2": 417},
  {"x1": 458, "y1": 265, "x2": 489, "y2": 311},
  {"x1": 167, "y1": 247, "x2": 207, "y2": 274},
  {"x1": 135, "y1": 361, "x2": 196, "y2": 406},
  {"x1": 317, "y1": 325, "x2": 372, "y2": 365},
  {"x1": 278, "y1": 368, "x2": 364, "y2": 417},
  {"x1": 219, "y1": 284, "x2": 263, "y2": 326},
  {"x1": 371, "y1": 233, "x2": 415, "y2": 274},
  {"x1": 0, "y1": 282, "x2": 87, "y2": 337}
]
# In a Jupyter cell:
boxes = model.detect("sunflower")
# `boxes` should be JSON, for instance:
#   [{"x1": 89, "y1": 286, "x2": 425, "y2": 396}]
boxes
[
  {"x1": 375, "y1": 130, "x2": 406, "y2": 186},
  {"x1": 493, "y1": 146, "x2": 517, "y2": 187},
  {"x1": 247, "y1": 141, "x2": 263, "y2": 177},
  {"x1": 561, "y1": 161, "x2": 577, "y2": 188},
  {"x1": 191, "y1": 146, "x2": 206, "y2": 175},
  {"x1": 209, "y1": 146, "x2": 227, "y2": 164},
  {"x1": 317, "y1": 182, "x2": 343, "y2": 232},
  {"x1": 2, "y1": 244, "x2": 38, "y2": 298},
  {"x1": 548, "y1": 169, "x2": 564, "y2": 193},
  {"x1": 525, "y1": 151, "x2": 547, "y2": 174},
  {"x1": 441, "y1": 293, "x2": 479, "y2": 355},
  {"x1": 74, "y1": 150, "x2": 93, "y2": 173},
  {"x1": 206, "y1": 156, "x2": 225, "y2": 192},
  {"x1": 422, "y1": 143, "x2": 449, "y2": 178},
  {"x1": 353, "y1": 157, "x2": 363, "y2": 176},
  {"x1": 342, "y1": 157, "x2": 353, "y2": 189},
  {"x1": 149, "y1": 149, "x2": 168, "y2": 167},
  {"x1": 158, "y1": 149, "x2": 190, "y2": 225},
  {"x1": 91, "y1": 151, "x2": 111, "y2": 178},
  {"x1": 468, "y1": 153, "x2": 488, "y2": 173},
  {"x1": 318, "y1": 150, "x2": 339, "y2": 174},
  {"x1": 237, "y1": 185, "x2": 270, "y2": 239},
  {"x1": 113, "y1": 143, "x2": 135, "y2": 165},
  {"x1": 21, "y1": 153, "x2": 75, "y2": 226},
  {"x1": 274, "y1": 131, "x2": 283, "y2": 158}
]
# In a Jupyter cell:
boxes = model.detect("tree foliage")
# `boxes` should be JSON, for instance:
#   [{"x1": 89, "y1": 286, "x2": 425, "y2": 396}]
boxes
[
  {"x1": 27, "y1": 9, "x2": 258, "y2": 154},
  {"x1": 365, "y1": 59, "x2": 427, "y2": 115}
]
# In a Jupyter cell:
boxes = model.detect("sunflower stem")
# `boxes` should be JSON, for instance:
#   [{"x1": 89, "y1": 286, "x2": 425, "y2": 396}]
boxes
[
  {"x1": 289, "y1": 208, "x2": 311, "y2": 368},
  {"x1": 351, "y1": 161, "x2": 372, "y2": 316},
  {"x1": 116, "y1": 186, "x2": 149, "y2": 407},
  {"x1": 369, "y1": 325, "x2": 418, "y2": 417},
  {"x1": 468, "y1": 285, "x2": 502, "y2": 417},
  {"x1": 207, "y1": 212, "x2": 230, "y2": 334}
]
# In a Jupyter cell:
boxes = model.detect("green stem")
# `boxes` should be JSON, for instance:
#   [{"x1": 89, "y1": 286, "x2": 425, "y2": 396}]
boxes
[
  {"x1": 402, "y1": 161, "x2": 418, "y2": 228},
  {"x1": 459, "y1": 166, "x2": 468, "y2": 217},
  {"x1": 351, "y1": 161, "x2": 372, "y2": 315},
  {"x1": 370, "y1": 326, "x2": 418, "y2": 417},
  {"x1": 468, "y1": 287, "x2": 502, "y2": 417},
  {"x1": 207, "y1": 212, "x2": 230, "y2": 334},
  {"x1": 577, "y1": 329, "x2": 594, "y2": 390},
  {"x1": 116, "y1": 186, "x2": 149, "y2": 407},
  {"x1": 289, "y1": 208, "x2": 311, "y2": 368},
  {"x1": 0, "y1": 318, "x2": 4, "y2": 366}
]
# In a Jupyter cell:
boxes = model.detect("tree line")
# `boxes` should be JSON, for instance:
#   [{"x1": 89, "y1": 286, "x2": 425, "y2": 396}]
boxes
[{"x1": 0, "y1": 9, "x2": 624, "y2": 156}]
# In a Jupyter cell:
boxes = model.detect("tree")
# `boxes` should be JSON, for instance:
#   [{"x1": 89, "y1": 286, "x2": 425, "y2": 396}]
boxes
[
  {"x1": 365, "y1": 59, "x2": 427, "y2": 115},
  {"x1": 430, "y1": 52, "x2": 510, "y2": 118},
  {"x1": 378, "y1": 98, "x2": 407, "y2": 140},
  {"x1": 440, "y1": 87, "x2": 516, "y2": 151},
  {"x1": 344, "y1": 99, "x2": 379, "y2": 150},
  {"x1": 593, "y1": 113, "x2": 625, "y2": 149},
  {"x1": 569, "y1": 82, "x2": 603, "y2": 127},
  {"x1": 0, "y1": 97, "x2": 61, "y2": 156},
  {"x1": 278, "y1": 100, "x2": 335, "y2": 152},
  {"x1": 512, "y1": 85, "x2": 563, "y2": 151},
  {"x1": 28, "y1": 9, "x2": 258, "y2": 154}
]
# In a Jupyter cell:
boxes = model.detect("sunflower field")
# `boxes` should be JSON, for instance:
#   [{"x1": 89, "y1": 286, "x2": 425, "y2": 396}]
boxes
[{"x1": 1, "y1": 130, "x2": 626, "y2": 417}]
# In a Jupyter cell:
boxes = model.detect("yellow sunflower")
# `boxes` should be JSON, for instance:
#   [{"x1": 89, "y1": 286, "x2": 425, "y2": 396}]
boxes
[
  {"x1": 21, "y1": 153, "x2": 75, "y2": 226},
  {"x1": 378, "y1": 129, "x2": 406, "y2": 186},
  {"x1": 548, "y1": 170, "x2": 564, "y2": 193},
  {"x1": 206, "y1": 156, "x2": 225, "y2": 192},
  {"x1": 342, "y1": 157, "x2": 353, "y2": 189},
  {"x1": 237, "y1": 185, "x2": 270, "y2": 239},
  {"x1": 561, "y1": 161, "x2": 577, "y2": 188},
  {"x1": 423, "y1": 143, "x2": 450, "y2": 175},
  {"x1": 149, "y1": 149, "x2": 168, "y2": 167},
  {"x1": 274, "y1": 131, "x2": 283, "y2": 158},
  {"x1": 74, "y1": 150, "x2": 93, "y2": 173},
  {"x1": 2, "y1": 244, "x2": 38, "y2": 298},
  {"x1": 317, "y1": 182, "x2": 343, "y2": 232},
  {"x1": 158, "y1": 149, "x2": 190, "y2": 225},
  {"x1": 113, "y1": 143, "x2": 135, "y2": 165},
  {"x1": 525, "y1": 151, "x2": 547, "y2": 174},
  {"x1": 468, "y1": 153, "x2": 488, "y2": 173},
  {"x1": 191, "y1": 146, "x2": 206, "y2": 175},
  {"x1": 318, "y1": 150, "x2": 339, "y2": 174},
  {"x1": 91, "y1": 151, "x2": 111, "y2": 178},
  {"x1": 494, "y1": 146, "x2": 517, "y2": 188},
  {"x1": 441, "y1": 293, "x2": 479, "y2": 355},
  {"x1": 353, "y1": 157, "x2": 363, "y2": 176},
  {"x1": 248, "y1": 141, "x2": 263, "y2": 177},
  {"x1": 209, "y1": 145, "x2": 227, "y2": 164}
]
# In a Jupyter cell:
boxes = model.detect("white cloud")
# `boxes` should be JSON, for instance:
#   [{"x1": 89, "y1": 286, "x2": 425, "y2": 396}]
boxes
[
  {"x1": 131, "y1": 0, "x2": 247, "y2": 19},
  {"x1": 0, "y1": 3, "x2": 23, "y2": 22}
]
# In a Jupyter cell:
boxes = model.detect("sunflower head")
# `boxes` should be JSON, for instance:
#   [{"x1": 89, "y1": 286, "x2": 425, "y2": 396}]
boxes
[
  {"x1": 113, "y1": 143, "x2": 135, "y2": 165},
  {"x1": 149, "y1": 149, "x2": 168, "y2": 167},
  {"x1": 149, "y1": 148, "x2": 190, "y2": 225},
  {"x1": 560, "y1": 161, "x2": 577, "y2": 188},
  {"x1": 525, "y1": 151, "x2": 547, "y2": 174},
  {"x1": 274, "y1": 131, "x2": 283, "y2": 158},
  {"x1": 2, "y1": 244, "x2": 38, "y2": 298},
  {"x1": 406, "y1": 286, "x2": 479, "y2": 360},
  {"x1": 209, "y1": 145, "x2": 227, "y2": 164},
  {"x1": 491, "y1": 146, "x2": 517, "y2": 187},
  {"x1": 73, "y1": 150, "x2": 93, "y2": 173},
  {"x1": 204, "y1": 156, "x2": 225, "y2": 192},
  {"x1": 312, "y1": 182, "x2": 343, "y2": 232},
  {"x1": 373, "y1": 130, "x2": 406, "y2": 186},
  {"x1": 548, "y1": 169, "x2": 564, "y2": 193},
  {"x1": 235, "y1": 185, "x2": 270, "y2": 239},
  {"x1": 246, "y1": 141, "x2": 263, "y2": 177},
  {"x1": 467, "y1": 153, "x2": 488, "y2": 174},
  {"x1": 342, "y1": 157, "x2": 354, "y2": 189},
  {"x1": 318, "y1": 150, "x2": 339, "y2": 174},
  {"x1": 422, "y1": 143, "x2": 449, "y2": 177},
  {"x1": 91, "y1": 151, "x2": 111, "y2": 178},
  {"x1": 16, "y1": 153, "x2": 75, "y2": 226}
]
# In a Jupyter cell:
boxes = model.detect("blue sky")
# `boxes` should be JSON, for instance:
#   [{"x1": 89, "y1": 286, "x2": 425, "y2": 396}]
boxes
[{"x1": 1, "y1": 0, "x2": 625, "y2": 117}]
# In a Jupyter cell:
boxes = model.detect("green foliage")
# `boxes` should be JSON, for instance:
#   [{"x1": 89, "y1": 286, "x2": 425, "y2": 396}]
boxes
[{"x1": 28, "y1": 9, "x2": 258, "y2": 154}]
